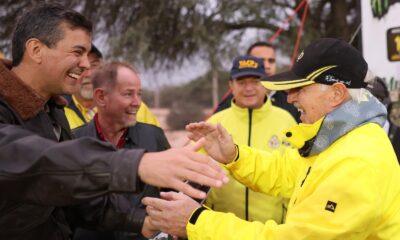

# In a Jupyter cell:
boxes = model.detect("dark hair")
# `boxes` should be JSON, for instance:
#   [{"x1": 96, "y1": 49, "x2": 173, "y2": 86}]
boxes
[
  {"x1": 246, "y1": 41, "x2": 275, "y2": 55},
  {"x1": 12, "y1": 3, "x2": 92, "y2": 66},
  {"x1": 92, "y1": 61, "x2": 137, "y2": 91},
  {"x1": 90, "y1": 44, "x2": 103, "y2": 59}
]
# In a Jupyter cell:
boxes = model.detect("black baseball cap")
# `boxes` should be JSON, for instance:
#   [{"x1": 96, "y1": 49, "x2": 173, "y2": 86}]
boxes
[
  {"x1": 230, "y1": 56, "x2": 266, "y2": 80},
  {"x1": 261, "y1": 38, "x2": 368, "y2": 90}
]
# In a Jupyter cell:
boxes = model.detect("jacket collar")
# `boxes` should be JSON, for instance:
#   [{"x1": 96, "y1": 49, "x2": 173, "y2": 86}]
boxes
[
  {"x1": 0, "y1": 60, "x2": 68, "y2": 120},
  {"x1": 231, "y1": 96, "x2": 272, "y2": 114},
  {"x1": 285, "y1": 93, "x2": 387, "y2": 157},
  {"x1": 0, "y1": 59, "x2": 46, "y2": 120},
  {"x1": 85, "y1": 118, "x2": 139, "y2": 146}
]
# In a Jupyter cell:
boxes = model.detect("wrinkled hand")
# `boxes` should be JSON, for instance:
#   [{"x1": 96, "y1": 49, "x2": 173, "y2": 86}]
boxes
[
  {"x1": 138, "y1": 139, "x2": 228, "y2": 199},
  {"x1": 186, "y1": 122, "x2": 236, "y2": 164},
  {"x1": 141, "y1": 216, "x2": 159, "y2": 238},
  {"x1": 142, "y1": 192, "x2": 201, "y2": 238}
]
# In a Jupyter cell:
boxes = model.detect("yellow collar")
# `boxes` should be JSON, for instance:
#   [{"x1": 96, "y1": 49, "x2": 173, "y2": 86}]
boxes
[
  {"x1": 284, "y1": 117, "x2": 324, "y2": 150},
  {"x1": 72, "y1": 95, "x2": 96, "y2": 122},
  {"x1": 231, "y1": 96, "x2": 272, "y2": 113}
]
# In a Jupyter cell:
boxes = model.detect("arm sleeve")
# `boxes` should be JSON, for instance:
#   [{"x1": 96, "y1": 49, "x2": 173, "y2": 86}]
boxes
[
  {"x1": 188, "y1": 156, "x2": 380, "y2": 240},
  {"x1": 65, "y1": 193, "x2": 147, "y2": 233},
  {"x1": 0, "y1": 123, "x2": 144, "y2": 206},
  {"x1": 226, "y1": 145, "x2": 300, "y2": 198}
]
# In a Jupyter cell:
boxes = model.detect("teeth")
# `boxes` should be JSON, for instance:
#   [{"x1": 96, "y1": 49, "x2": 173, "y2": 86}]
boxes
[{"x1": 68, "y1": 73, "x2": 80, "y2": 79}]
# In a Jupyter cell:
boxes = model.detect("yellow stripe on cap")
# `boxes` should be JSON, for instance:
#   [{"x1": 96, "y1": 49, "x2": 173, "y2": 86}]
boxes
[
  {"x1": 261, "y1": 65, "x2": 338, "y2": 90},
  {"x1": 262, "y1": 79, "x2": 314, "y2": 90},
  {"x1": 307, "y1": 65, "x2": 337, "y2": 81}
]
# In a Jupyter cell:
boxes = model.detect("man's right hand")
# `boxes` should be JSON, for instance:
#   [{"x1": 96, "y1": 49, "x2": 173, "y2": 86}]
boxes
[
  {"x1": 138, "y1": 139, "x2": 228, "y2": 199},
  {"x1": 186, "y1": 122, "x2": 236, "y2": 164}
]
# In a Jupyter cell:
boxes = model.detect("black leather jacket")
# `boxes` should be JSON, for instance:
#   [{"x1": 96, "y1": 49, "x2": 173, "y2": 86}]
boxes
[{"x1": 0, "y1": 60, "x2": 145, "y2": 239}]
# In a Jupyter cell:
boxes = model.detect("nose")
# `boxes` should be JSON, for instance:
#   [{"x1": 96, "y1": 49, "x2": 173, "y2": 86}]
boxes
[
  {"x1": 85, "y1": 68, "x2": 93, "y2": 78},
  {"x1": 131, "y1": 94, "x2": 142, "y2": 107},
  {"x1": 79, "y1": 53, "x2": 91, "y2": 70},
  {"x1": 264, "y1": 61, "x2": 270, "y2": 70}
]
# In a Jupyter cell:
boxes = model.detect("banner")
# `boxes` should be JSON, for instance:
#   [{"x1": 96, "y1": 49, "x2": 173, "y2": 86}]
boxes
[{"x1": 361, "y1": 0, "x2": 400, "y2": 99}]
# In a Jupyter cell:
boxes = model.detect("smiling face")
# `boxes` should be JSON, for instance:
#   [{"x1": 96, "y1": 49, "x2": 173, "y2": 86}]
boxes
[
  {"x1": 102, "y1": 66, "x2": 142, "y2": 129},
  {"x1": 78, "y1": 52, "x2": 103, "y2": 100},
  {"x1": 40, "y1": 23, "x2": 91, "y2": 96},
  {"x1": 230, "y1": 76, "x2": 267, "y2": 109},
  {"x1": 287, "y1": 83, "x2": 344, "y2": 124}
]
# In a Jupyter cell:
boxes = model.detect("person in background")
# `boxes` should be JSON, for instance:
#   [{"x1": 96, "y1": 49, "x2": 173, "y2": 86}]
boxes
[
  {"x1": 65, "y1": 44, "x2": 102, "y2": 129},
  {"x1": 72, "y1": 62, "x2": 170, "y2": 240},
  {"x1": 214, "y1": 41, "x2": 300, "y2": 122},
  {"x1": 204, "y1": 56, "x2": 296, "y2": 224},
  {"x1": 367, "y1": 76, "x2": 400, "y2": 164},
  {"x1": 143, "y1": 38, "x2": 400, "y2": 240},
  {"x1": 65, "y1": 44, "x2": 160, "y2": 129}
]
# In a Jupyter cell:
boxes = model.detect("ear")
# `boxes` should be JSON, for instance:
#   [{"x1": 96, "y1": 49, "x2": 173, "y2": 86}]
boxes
[
  {"x1": 25, "y1": 38, "x2": 45, "y2": 64},
  {"x1": 330, "y1": 83, "x2": 350, "y2": 107},
  {"x1": 94, "y1": 88, "x2": 107, "y2": 107}
]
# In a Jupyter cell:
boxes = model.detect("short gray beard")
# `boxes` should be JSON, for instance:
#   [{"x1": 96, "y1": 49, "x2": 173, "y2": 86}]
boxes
[{"x1": 80, "y1": 88, "x2": 93, "y2": 100}]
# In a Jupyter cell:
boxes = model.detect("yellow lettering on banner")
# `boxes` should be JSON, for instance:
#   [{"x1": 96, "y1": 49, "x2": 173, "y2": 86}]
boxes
[
  {"x1": 239, "y1": 60, "x2": 258, "y2": 69},
  {"x1": 395, "y1": 35, "x2": 400, "y2": 52}
]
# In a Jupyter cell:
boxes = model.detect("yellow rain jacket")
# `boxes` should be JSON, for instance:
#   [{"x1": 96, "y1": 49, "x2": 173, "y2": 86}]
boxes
[
  {"x1": 205, "y1": 99, "x2": 296, "y2": 223},
  {"x1": 188, "y1": 120, "x2": 400, "y2": 240}
]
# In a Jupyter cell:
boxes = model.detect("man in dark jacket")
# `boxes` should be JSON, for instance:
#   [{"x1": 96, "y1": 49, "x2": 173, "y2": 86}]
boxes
[
  {"x1": 72, "y1": 61, "x2": 171, "y2": 240},
  {"x1": 0, "y1": 4, "x2": 227, "y2": 240}
]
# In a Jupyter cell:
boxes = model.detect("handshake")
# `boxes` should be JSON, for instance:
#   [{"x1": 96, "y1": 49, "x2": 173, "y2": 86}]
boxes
[{"x1": 139, "y1": 122, "x2": 236, "y2": 238}]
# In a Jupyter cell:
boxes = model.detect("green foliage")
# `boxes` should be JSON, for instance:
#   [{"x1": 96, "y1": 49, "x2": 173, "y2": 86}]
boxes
[
  {"x1": 0, "y1": 0, "x2": 361, "y2": 70},
  {"x1": 0, "y1": 0, "x2": 362, "y2": 101}
]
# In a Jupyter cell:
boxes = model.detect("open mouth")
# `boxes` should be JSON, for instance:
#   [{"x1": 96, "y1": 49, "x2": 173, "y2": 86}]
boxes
[
  {"x1": 126, "y1": 109, "x2": 138, "y2": 115},
  {"x1": 67, "y1": 72, "x2": 81, "y2": 80},
  {"x1": 67, "y1": 68, "x2": 84, "y2": 80}
]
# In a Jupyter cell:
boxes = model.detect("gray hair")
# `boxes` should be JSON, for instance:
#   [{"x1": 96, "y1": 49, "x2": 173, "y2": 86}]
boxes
[{"x1": 318, "y1": 69, "x2": 376, "y2": 103}]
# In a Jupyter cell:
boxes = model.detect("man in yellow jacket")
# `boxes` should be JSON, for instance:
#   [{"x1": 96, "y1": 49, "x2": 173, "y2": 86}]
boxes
[
  {"x1": 205, "y1": 56, "x2": 296, "y2": 224},
  {"x1": 143, "y1": 38, "x2": 400, "y2": 239}
]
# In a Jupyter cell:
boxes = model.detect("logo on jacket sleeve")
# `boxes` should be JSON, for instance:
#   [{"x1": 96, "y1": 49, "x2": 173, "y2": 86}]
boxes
[{"x1": 325, "y1": 200, "x2": 337, "y2": 213}]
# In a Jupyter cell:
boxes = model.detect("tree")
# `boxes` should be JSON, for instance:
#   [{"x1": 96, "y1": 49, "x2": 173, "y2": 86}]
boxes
[{"x1": 0, "y1": 0, "x2": 363, "y2": 83}]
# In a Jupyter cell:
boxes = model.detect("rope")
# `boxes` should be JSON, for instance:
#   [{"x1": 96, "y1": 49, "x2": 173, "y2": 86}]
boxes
[
  {"x1": 209, "y1": 0, "x2": 309, "y2": 116},
  {"x1": 349, "y1": 22, "x2": 362, "y2": 45},
  {"x1": 291, "y1": 0, "x2": 309, "y2": 65},
  {"x1": 268, "y1": 0, "x2": 308, "y2": 43}
]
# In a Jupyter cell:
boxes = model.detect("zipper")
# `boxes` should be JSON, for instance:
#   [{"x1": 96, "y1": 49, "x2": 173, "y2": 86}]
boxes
[
  {"x1": 300, "y1": 166, "x2": 312, "y2": 187},
  {"x1": 245, "y1": 108, "x2": 253, "y2": 221}
]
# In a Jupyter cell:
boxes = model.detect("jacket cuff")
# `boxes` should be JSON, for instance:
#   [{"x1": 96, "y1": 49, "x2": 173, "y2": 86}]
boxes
[
  {"x1": 128, "y1": 208, "x2": 146, "y2": 233},
  {"x1": 225, "y1": 145, "x2": 245, "y2": 169},
  {"x1": 109, "y1": 148, "x2": 145, "y2": 192},
  {"x1": 189, "y1": 205, "x2": 210, "y2": 225}
]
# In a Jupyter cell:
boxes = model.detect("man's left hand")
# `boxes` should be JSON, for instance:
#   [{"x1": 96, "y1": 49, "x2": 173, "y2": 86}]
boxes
[{"x1": 142, "y1": 192, "x2": 201, "y2": 238}]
